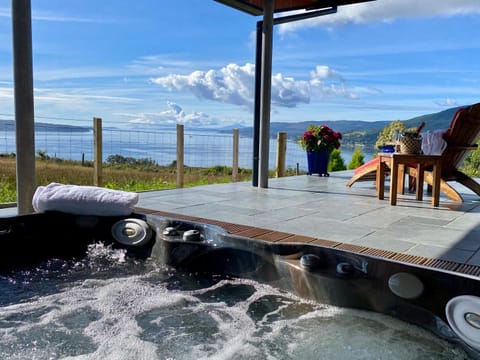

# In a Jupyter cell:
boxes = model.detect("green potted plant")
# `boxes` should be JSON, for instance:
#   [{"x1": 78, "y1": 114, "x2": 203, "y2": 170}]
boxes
[{"x1": 299, "y1": 124, "x2": 342, "y2": 176}]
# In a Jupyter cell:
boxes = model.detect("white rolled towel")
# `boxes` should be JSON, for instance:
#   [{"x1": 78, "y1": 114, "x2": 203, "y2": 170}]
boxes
[{"x1": 32, "y1": 182, "x2": 139, "y2": 216}]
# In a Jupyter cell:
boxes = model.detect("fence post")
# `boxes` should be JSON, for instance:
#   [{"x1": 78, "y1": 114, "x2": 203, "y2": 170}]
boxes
[
  {"x1": 93, "y1": 117, "x2": 103, "y2": 187},
  {"x1": 276, "y1": 131, "x2": 286, "y2": 178},
  {"x1": 232, "y1": 128, "x2": 239, "y2": 182},
  {"x1": 176, "y1": 124, "x2": 184, "y2": 188}
]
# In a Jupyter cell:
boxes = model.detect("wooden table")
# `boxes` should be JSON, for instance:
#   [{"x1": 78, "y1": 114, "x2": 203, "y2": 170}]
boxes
[{"x1": 377, "y1": 153, "x2": 442, "y2": 206}]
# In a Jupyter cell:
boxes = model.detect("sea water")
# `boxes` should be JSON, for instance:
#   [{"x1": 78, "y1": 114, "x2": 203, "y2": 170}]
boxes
[
  {"x1": 0, "y1": 129, "x2": 375, "y2": 170},
  {"x1": 0, "y1": 244, "x2": 465, "y2": 360}
]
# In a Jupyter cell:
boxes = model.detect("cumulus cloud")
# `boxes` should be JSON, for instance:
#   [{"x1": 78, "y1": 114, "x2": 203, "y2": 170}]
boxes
[
  {"x1": 271, "y1": 73, "x2": 310, "y2": 107},
  {"x1": 151, "y1": 63, "x2": 358, "y2": 109},
  {"x1": 435, "y1": 98, "x2": 458, "y2": 107},
  {"x1": 151, "y1": 63, "x2": 255, "y2": 108},
  {"x1": 152, "y1": 63, "x2": 313, "y2": 108},
  {"x1": 310, "y1": 65, "x2": 344, "y2": 82},
  {"x1": 309, "y1": 65, "x2": 358, "y2": 99},
  {"x1": 124, "y1": 101, "x2": 220, "y2": 127},
  {"x1": 278, "y1": 0, "x2": 480, "y2": 33},
  {"x1": 167, "y1": 100, "x2": 182, "y2": 115}
]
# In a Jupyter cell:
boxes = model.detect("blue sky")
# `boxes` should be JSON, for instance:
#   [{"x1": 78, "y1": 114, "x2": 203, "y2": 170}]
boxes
[{"x1": 1, "y1": 0, "x2": 480, "y2": 129}]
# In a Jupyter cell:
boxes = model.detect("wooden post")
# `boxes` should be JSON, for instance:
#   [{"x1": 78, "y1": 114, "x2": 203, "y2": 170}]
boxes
[
  {"x1": 93, "y1": 117, "x2": 103, "y2": 187},
  {"x1": 232, "y1": 128, "x2": 239, "y2": 182},
  {"x1": 12, "y1": 0, "x2": 35, "y2": 214},
  {"x1": 276, "y1": 131, "x2": 286, "y2": 178},
  {"x1": 176, "y1": 124, "x2": 184, "y2": 188}
]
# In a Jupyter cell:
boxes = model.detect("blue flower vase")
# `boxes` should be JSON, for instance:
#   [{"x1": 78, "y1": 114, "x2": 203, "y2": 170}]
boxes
[{"x1": 307, "y1": 151, "x2": 330, "y2": 177}]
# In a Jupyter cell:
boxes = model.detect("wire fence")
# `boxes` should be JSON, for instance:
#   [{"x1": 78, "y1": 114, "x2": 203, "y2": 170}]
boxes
[{"x1": 0, "y1": 114, "x2": 362, "y2": 171}]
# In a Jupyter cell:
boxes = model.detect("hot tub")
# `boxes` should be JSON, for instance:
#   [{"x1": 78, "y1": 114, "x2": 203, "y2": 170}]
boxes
[{"x1": 0, "y1": 211, "x2": 479, "y2": 359}]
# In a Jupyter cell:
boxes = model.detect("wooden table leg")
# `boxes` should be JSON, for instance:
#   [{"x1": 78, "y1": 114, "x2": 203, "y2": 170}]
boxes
[
  {"x1": 397, "y1": 164, "x2": 405, "y2": 194},
  {"x1": 389, "y1": 158, "x2": 398, "y2": 205},
  {"x1": 432, "y1": 161, "x2": 442, "y2": 206},
  {"x1": 377, "y1": 161, "x2": 385, "y2": 200},
  {"x1": 416, "y1": 163, "x2": 424, "y2": 201}
]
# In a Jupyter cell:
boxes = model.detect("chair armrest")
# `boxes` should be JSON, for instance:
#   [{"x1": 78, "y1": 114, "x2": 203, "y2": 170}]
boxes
[{"x1": 447, "y1": 145, "x2": 478, "y2": 150}]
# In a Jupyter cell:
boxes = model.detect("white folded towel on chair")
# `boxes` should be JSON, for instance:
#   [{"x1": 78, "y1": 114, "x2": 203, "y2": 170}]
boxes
[
  {"x1": 32, "y1": 182, "x2": 139, "y2": 216},
  {"x1": 421, "y1": 129, "x2": 447, "y2": 155}
]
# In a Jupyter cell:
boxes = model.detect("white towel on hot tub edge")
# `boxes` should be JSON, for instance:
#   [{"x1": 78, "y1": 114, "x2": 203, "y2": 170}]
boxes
[{"x1": 32, "y1": 182, "x2": 139, "y2": 216}]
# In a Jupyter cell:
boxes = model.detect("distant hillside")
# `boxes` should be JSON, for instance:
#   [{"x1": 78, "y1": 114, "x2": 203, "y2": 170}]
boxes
[
  {"x1": 0, "y1": 120, "x2": 91, "y2": 132},
  {"x1": 402, "y1": 107, "x2": 459, "y2": 131},
  {"x1": 232, "y1": 106, "x2": 461, "y2": 148}
]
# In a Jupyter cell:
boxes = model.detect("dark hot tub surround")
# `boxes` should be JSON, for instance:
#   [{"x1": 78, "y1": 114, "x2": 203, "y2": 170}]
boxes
[{"x1": 1, "y1": 211, "x2": 479, "y2": 358}]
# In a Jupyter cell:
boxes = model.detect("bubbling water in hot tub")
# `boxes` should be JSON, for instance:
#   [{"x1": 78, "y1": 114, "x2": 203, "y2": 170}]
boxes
[{"x1": 0, "y1": 243, "x2": 471, "y2": 360}]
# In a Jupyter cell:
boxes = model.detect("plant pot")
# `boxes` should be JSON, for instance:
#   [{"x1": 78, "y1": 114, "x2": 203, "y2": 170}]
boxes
[{"x1": 307, "y1": 151, "x2": 330, "y2": 176}]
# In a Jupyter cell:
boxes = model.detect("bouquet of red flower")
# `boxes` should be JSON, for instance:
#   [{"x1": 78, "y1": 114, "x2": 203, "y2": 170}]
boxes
[{"x1": 299, "y1": 124, "x2": 342, "y2": 152}]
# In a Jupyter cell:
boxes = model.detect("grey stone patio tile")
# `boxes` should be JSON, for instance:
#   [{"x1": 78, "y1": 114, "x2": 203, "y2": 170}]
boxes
[
  {"x1": 139, "y1": 191, "x2": 228, "y2": 207},
  {"x1": 351, "y1": 234, "x2": 417, "y2": 253},
  {"x1": 201, "y1": 211, "x2": 282, "y2": 228},
  {"x1": 271, "y1": 215, "x2": 376, "y2": 243},
  {"x1": 467, "y1": 204, "x2": 480, "y2": 213},
  {"x1": 345, "y1": 207, "x2": 410, "y2": 229},
  {"x1": 377, "y1": 220, "x2": 468, "y2": 248},
  {"x1": 217, "y1": 193, "x2": 315, "y2": 212},
  {"x1": 248, "y1": 207, "x2": 319, "y2": 222},
  {"x1": 175, "y1": 203, "x2": 263, "y2": 218},
  {"x1": 185, "y1": 182, "x2": 252, "y2": 193},
  {"x1": 399, "y1": 206, "x2": 470, "y2": 221},
  {"x1": 136, "y1": 199, "x2": 187, "y2": 211},
  {"x1": 467, "y1": 250, "x2": 480, "y2": 266},
  {"x1": 405, "y1": 244, "x2": 473, "y2": 263},
  {"x1": 294, "y1": 198, "x2": 382, "y2": 221},
  {"x1": 445, "y1": 213, "x2": 480, "y2": 232},
  {"x1": 393, "y1": 216, "x2": 451, "y2": 227},
  {"x1": 0, "y1": 206, "x2": 17, "y2": 217}
]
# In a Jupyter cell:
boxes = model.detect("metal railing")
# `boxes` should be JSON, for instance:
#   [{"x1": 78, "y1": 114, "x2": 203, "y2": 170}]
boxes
[
  {"x1": 1, "y1": 115, "x2": 306, "y2": 187},
  {"x1": 0, "y1": 114, "x2": 363, "y2": 186}
]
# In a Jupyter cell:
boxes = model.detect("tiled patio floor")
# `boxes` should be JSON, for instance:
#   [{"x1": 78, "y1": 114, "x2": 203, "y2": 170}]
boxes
[{"x1": 136, "y1": 170, "x2": 480, "y2": 268}]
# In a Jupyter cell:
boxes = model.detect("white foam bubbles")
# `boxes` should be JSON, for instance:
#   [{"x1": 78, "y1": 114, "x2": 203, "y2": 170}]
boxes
[{"x1": 0, "y1": 258, "x2": 473, "y2": 360}]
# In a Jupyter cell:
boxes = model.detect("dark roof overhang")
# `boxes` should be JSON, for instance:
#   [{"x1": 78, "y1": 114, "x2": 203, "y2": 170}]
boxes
[{"x1": 214, "y1": 0, "x2": 375, "y2": 16}]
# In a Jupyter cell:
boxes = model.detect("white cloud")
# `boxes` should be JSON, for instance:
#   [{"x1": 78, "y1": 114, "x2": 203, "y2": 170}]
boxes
[
  {"x1": 123, "y1": 101, "x2": 221, "y2": 128},
  {"x1": 151, "y1": 63, "x2": 359, "y2": 109},
  {"x1": 310, "y1": 65, "x2": 344, "y2": 82},
  {"x1": 271, "y1": 73, "x2": 310, "y2": 107},
  {"x1": 0, "y1": 6, "x2": 112, "y2": 23},
  {"x1": 0, "y1": 87, "x2": 13, "y2": 99},
  {"x1": 309, "y1": 65, "x2": 358, "y2": 99},
  {"x1": 179, "y1": 111, "x2": 219, "y2": 127},
  {"x1": 167, "y1": 101, "x2": 182, "y2": 115},
  {"x1": 151, "y1": 63, "x2": 256, "y2": 108},
  {"x1": 278, "y1": 0, "x2": 480, "y2": 33},
  {"x1": 33, "y1": 88, "x2": 140, "y2": 104},
  {"x1": 435, "y1": 98, "x2": 458, "y2": 107}
]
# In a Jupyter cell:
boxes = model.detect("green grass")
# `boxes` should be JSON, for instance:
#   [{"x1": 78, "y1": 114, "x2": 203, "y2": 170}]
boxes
[{"x1": 0, "y1": 156, "x2": 255, "y2": 204}]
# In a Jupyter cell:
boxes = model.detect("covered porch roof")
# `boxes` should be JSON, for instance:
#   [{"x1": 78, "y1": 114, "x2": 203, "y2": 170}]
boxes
[{"x1": 215, "y1": 0, "x2": 374, "y2": 15}]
